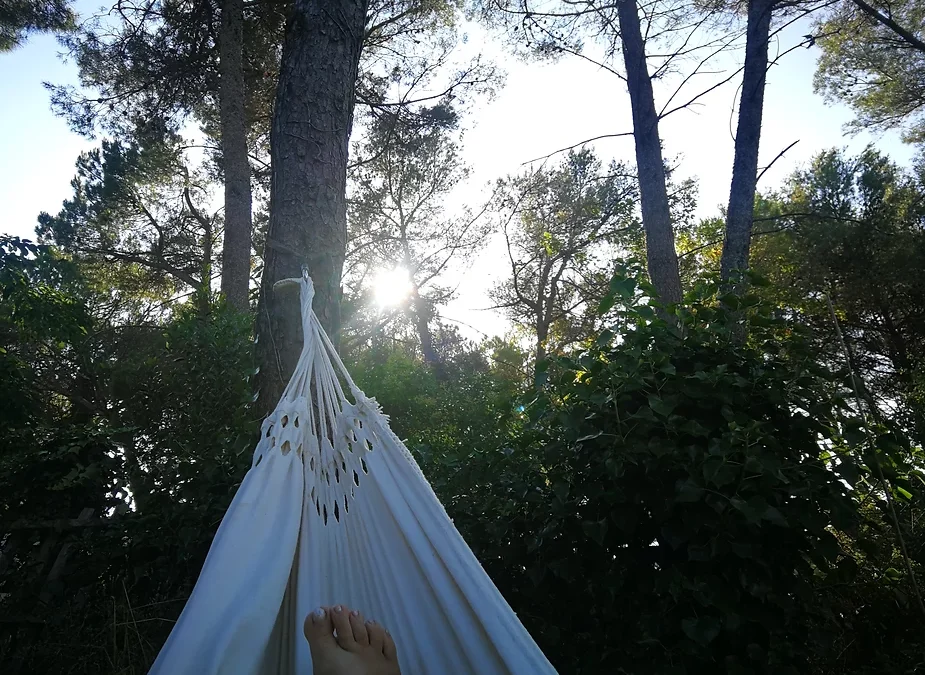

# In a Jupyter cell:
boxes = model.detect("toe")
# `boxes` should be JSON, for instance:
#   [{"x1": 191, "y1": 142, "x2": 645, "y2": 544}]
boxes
[
  {"x1": 331, "y1": 605, "x2": 359, "y2": 652},
  {"x1": 349, "y1": 609, "x2": 370, "y2": 646},
  {"x1": 383, "y1": 628, "x2": 398, "y2": 663},
  {"x1": 366, "y1": 619, "x2": 386, "y2": 652},
  {"x1": 303, "y1": 607, "x2": 336, "y2": 651}
]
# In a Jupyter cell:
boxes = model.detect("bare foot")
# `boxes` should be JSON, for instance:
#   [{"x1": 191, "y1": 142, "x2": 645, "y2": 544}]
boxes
[{"x1": 303, "y1": 605, "x2": 401, "y2": 675}]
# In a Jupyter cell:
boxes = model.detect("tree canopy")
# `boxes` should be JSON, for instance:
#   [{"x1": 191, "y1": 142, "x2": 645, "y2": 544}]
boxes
[{"x1": 0, "y1": 0, "x2": 73, "y2": 51}]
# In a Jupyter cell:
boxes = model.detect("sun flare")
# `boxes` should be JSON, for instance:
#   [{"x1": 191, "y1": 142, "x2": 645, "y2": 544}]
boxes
[{"x1": 371, "y1": 267, "x2": 413, "y2": 308}]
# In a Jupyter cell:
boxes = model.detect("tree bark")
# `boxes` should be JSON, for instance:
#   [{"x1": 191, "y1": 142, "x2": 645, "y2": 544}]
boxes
[
  {"x1": 616, "y1": 0, "x2": 682, "y2": 304},
  {"x1": 534, "y1": 320, "x2": 549, "y2": 384},
  {"x1": 218, "y1": 0, "x2": 253, "y2": 311},
  {"x1": 720, "y1": 0, "x2": 774, "y2": 283},
  {"x1": 255, "y1": 0, "x2": 368, "y2": 413},
  {"x1": 409, "y1": 284, "x2": 440, "y2": 366}
]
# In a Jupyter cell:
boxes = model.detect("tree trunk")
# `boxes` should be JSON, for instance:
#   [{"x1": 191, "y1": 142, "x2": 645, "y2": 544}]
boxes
[
  {"x1": 218, "y1": 0, "x2": 253, "y2": 311},
  {"x1": 198, "y1": 201, "x2": 213, "y2": 315},
  {"x1": 409, "y1": 284, "x2": 440, "y2": 366},
  {"x1": 534, "y1": 261, "x2": 551, "y2": 383},
  {"x1": 616, "y1": 0, "x2": 682, "y2": 304},
  {"x1": 255, "y1": 0, "x2": 367, "y2": 413},
  {"x1": 534, "y1": 321, "x2": 549, "y2": 385},
  {"x1": 720, "y1": 0, "x2": 773, "y2": 283}
]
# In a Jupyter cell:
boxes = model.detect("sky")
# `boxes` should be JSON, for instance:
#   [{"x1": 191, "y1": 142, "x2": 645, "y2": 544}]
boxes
[{"x1": 0, "y1": 7, "x2": 916, "y2": 339}]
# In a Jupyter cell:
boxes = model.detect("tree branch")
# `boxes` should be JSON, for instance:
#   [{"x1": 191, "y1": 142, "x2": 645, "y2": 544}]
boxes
[{"x1": 851, "y1": 0, "x2": 925, "y2": 52}]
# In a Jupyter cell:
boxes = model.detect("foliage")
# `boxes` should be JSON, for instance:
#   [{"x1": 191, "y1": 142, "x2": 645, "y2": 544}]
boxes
[
  {"x1": 0, "y1": 236, "x2": 102, "y2": 522},
  {"x1": 36, "y1": 126, "x2": 218, "y2": 310},
  {"x1": 751, "y1": 147, "x2": 925, "y2": 442},
  {"x1": 430, "y1": 269, "x2": 921, "y2": 674},
  {"x1": 814, "y1": 0, "x2": 925, "y2": 144},
  {"x1": 3, "y1": 234, "x2": 924, "y2": 673},
  {"x1": 0, "y1": 0, "x2": 73, "y2": 51},
  {"x1": 490, "y1": 148, "x2": 639, "y2": 371},
  {"x1": 0, "y1": 244, "x2": 255, "y2": 672},
  {"x1": 345, "y1": 103, "x2": 489, "y2": 362},
  {"x1": 348, "y1": 341, "x2": 524, "y2": 467}
]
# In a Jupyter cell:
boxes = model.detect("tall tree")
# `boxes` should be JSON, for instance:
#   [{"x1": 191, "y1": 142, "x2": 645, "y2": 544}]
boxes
[
  {"x1": 478, "y1": 0, "x2": 748, "y2": 302},
  {"x1": 254, "y1": 0, "x2": 369, "y2": 410},
  {"x1": 720, "y1": 0, "x2": 775, "y2": 281},
  {"x1": 615, "y1": 0, "x2": 683, "y2": 302},
  {"x1": 814, "y1": 0, "x2": 925, "y2": 144},
  {"x1": 218, "y1": 0, "x2": 253, "y2": 309},
  {"x1": 49, "y1": 0, "x2": 284, "y2": 308},
  {"x1": 490, "y1": 149, "x2": 638, "y2": 376},
  {"x1": 50, "y1": 0, "x2": 492, "y2": 313},
  {"x1": 0, "y1": 0, "x2": 73, "y2": 51},
  {"x1": 36, "y1": 128, "x2": 219, "y2": 314},
  {"x1": 482, "y1": 0, "x2": 811, "y2": 296},
  {"x1": 752, "y1": 147, "x2": 925, "y2": 439},
  {"x1": 345, "y1": 104, "x2": 489, "y2": 365}
]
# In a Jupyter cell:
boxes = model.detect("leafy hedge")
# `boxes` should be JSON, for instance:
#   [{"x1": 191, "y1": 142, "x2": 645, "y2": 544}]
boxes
[{"x1": 420, "y1": 273, "x2": 921, "y2": 674}]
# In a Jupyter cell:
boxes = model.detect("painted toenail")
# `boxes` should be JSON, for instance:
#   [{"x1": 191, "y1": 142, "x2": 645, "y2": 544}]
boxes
[
  {"x1": 313, "y1": 608, "x2": 325, "y2": 620},
  {"x1": 334, "y1": 605, "x2": 343, "y2": 613},
  {"x1": 350, "y1": 609, "x2": 359, "y2": 616},
  {"x1": 366, "y1": 619, "x2": 376, "y2": 625}
]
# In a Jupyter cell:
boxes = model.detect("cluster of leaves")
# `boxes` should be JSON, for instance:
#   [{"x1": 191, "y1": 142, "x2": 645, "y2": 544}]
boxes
[
  {"x1": 751, "y1": 148, "x2": 925, "y2": 444},
  {"x1": 0, "y1": 0, "x2": 73, "y2": 52},
  {"x1": 814, "y1": 0, "x2": 925, "y2": 144},
  {"x1": 428, "y1": 271, "x2": 923, "y2": 674},
  {"x1": 347, "y1": 339, "x2": 525, "y2": 467},
  {"x1": 0, "y1": 240, "x2": 255, "y2": 672}
]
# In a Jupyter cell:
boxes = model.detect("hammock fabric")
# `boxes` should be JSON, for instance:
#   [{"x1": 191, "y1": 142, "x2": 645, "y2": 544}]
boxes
[{"x1": 149, "y1": 273, "x2": 557, "y2": 675}]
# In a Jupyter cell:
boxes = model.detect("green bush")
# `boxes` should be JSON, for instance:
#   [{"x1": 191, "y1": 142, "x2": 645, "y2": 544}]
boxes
[{"x1": 430, "y1": 273, "x2": 916, "y2": 674}]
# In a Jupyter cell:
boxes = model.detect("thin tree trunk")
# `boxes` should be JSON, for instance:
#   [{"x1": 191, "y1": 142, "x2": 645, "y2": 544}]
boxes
[
  {"x1": 616, "y1": 0, "x2": 682, "y2": 304},
  {"x1": 534, "y1": 263, "x2": 550, "y2": 383},
  {"x1": 409, "y1": 284, "x2": 440, "y2": 366},
  {"x1": 218, "y1": 0, "x2": 253, "y2": 311},
  {"x1": 721, "y1": 0, "x2": 773, "y2": 283},
  {"x1": 534, "y1": 321, "x2": 549, "y2": 384},
  {"x1": 255, "y1": 0, "x2": 367, "y2": 413}
]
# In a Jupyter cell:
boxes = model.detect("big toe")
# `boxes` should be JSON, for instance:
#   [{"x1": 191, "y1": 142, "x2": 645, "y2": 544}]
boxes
[{"x1": 303, "y1": 607, "x2": 336, "y2": 652}]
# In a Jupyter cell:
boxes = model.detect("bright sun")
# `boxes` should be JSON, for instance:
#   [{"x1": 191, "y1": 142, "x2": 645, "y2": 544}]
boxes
[{"x1": 371, "y1": 267, "x2": 413, "y2": 308}]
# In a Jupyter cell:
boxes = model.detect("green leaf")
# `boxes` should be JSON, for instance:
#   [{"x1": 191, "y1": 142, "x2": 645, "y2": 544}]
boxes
[
  {"x1": 596, "y1": 329, "x2": 614, "y2": 347},
  {"x1": 658, "y1": 362, "x2": 677, "y2": 375},
  {"x1": 648, "y1": 395, "x2": 676, "y2": 417},
  {"x1": 552, "y1": 480, "x2": 569, "y2": 503},
  {"x1": 609, "y1": 275, "x2": 637, "y2": 299},
  {"x1": 703, "y1": 458, "x2": 736, "y2": 487},
  {"x1": 762, "y1": 505, "x2": 788, "y2": 527},
  {"x1": 635, "y1": 304, "x2": 656, "y2": 320},
  {"x1": 680, "y1": 419, "x2": 710, "y2": 437},
  {"x1": 676, "y1": 478, "x2": 705, "y2": 502},
  {"x1": 681, "y1": 616, "x2": 721, "y2": 647},
  {"x1": 582, "y1": 519, "x2": 608, "y2": 546}
]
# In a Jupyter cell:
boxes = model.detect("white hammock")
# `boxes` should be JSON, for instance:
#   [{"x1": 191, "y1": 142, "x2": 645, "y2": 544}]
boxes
[{"x1": 149, "y1": 273, "x2": 557, "y2": 675}]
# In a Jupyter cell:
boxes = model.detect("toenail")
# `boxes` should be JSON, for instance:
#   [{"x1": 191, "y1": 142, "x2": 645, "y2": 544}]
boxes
[
  {"x1": 366, "y1": 619, "x2": 376, "y2": 625},
  {"x1": 350, "y1": 609, "x2": 359, "y2": 616},
  {"x1": 313, "y1": 608, "x2": 325, "y2": 620},
  {"x1": 334, "y1": 605, "x2": 343, "y2": 613}
]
